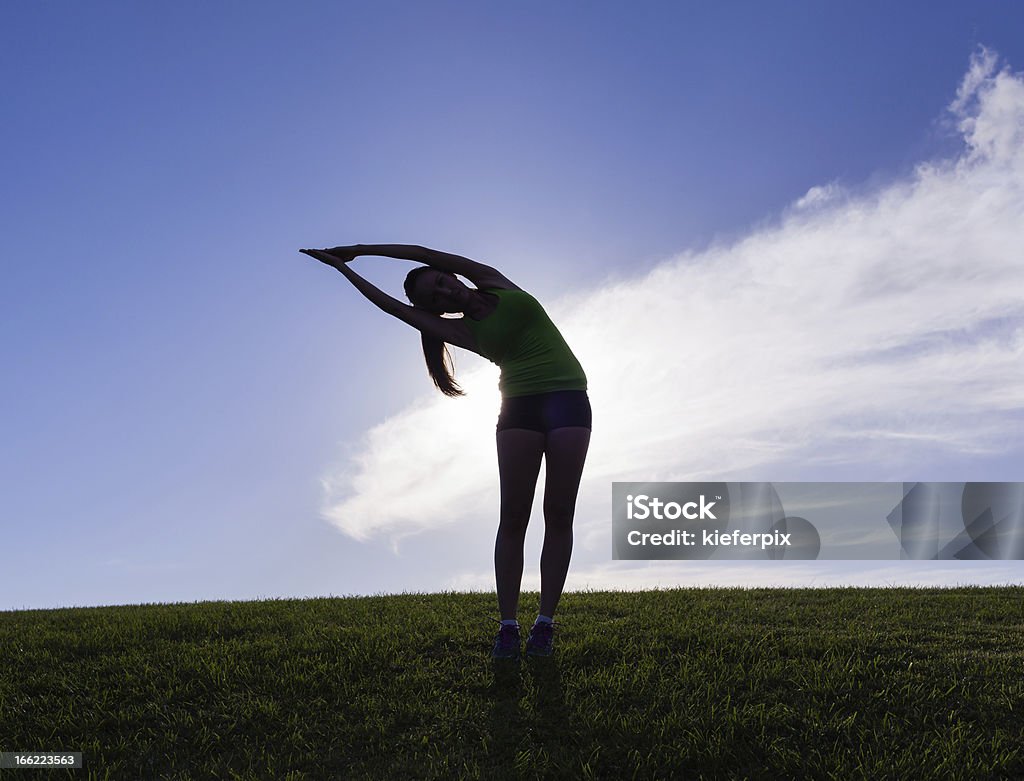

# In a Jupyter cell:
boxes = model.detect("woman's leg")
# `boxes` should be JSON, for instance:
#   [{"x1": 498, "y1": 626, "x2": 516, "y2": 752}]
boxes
[
  {"x1": 538, "y1": 427, "x2": 591, "y2": 618},
  {"x1": 495, "y1": 428, "x2": 546, "y2": 620}
]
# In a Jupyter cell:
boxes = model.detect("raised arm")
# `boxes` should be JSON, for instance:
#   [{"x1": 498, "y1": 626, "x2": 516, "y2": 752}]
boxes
[
  {"x1": 299, "y1": 249, "x2": 478, "y2": 351},
  {"x1": 324, "y1": 244, "x2": 518, "y2": 290}
]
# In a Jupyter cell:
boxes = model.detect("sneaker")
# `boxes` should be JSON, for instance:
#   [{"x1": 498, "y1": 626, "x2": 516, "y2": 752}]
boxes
[
  {"x1": 491, "y1": 621, "x2": 521, "y2": 660},
  {"x1": 525, "y1": 620, "x2": 558, "y2": 657}
]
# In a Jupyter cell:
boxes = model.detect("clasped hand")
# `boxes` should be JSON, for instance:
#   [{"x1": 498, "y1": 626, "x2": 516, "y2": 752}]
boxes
[{"x1": 298, "y1": 245, "x2": 360, "y2": 267}]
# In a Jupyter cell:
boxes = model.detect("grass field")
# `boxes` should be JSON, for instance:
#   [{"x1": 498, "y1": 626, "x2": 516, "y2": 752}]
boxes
[{"x1": 1, "y1": 587, "x2": 1022, "y2": 780}]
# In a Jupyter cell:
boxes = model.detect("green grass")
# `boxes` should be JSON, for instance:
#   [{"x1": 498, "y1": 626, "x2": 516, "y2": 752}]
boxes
[{"x1": 1, "y1": 588, "x2": 1022, "y2": 780}]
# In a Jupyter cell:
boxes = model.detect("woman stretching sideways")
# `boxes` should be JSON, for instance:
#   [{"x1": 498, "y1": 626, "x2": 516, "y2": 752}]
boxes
[{"x1": 300, "y1": 244, "x2": 591, "y2": 660}]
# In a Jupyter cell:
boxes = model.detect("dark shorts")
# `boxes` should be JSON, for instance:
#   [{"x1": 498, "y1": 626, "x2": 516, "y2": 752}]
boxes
[{"x1": 496, "y1": 390, "x2": 592, "y2": 433}]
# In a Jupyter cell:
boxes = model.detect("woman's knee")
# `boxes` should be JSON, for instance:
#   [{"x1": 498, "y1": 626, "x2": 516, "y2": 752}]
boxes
[
  {"x1": 543, "y1": 499, "x2": 575, "y2": 528},
  {"x1": 497, "y1": 508, "x2": 531, "y2": 538}
]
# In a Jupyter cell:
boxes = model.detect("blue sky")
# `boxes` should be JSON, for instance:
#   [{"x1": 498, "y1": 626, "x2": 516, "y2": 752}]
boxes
[{"x1": 3, "y1": 2, "x2": 1024, "y2": 611}]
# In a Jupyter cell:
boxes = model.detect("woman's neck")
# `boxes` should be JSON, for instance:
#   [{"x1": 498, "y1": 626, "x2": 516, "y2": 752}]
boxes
[{"x1": 465, "y1": 289, "x2": 498, "y2": 320}]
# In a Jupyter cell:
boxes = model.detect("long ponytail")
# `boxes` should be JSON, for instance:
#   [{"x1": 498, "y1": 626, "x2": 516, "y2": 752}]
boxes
[
  {"x1": 421, "y1": 332, "x2": 464, "y2": 397},
  {"x1": 404, "y1": 266, "x2": 465, "y2": 397}
]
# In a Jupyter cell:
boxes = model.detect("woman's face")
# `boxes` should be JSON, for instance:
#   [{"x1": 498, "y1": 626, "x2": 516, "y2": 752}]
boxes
[{"x1": 412, "y1": 270, "x2": 470, "y2": 313}]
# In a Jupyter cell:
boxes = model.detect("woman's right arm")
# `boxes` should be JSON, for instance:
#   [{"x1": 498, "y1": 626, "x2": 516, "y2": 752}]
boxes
[
  {"x1": 323, "y1": 244, "x2": 519, "y2": 290},
  {"x1": 299, "y1": 249, "x2": 478, "y2": 351}
]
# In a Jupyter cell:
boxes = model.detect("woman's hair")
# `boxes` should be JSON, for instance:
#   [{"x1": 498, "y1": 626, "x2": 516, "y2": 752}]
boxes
[{"x1": 404, "y1": 266, "x2": 464, "y2": 397}]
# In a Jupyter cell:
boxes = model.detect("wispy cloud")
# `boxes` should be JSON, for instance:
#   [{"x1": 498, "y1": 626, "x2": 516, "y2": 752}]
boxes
[{"x1": 323, "y1": 48, "x2": 1024, "y2": 591}]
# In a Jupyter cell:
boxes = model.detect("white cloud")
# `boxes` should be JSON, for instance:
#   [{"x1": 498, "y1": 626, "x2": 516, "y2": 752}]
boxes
[
  {"x1": 793, "y1": 181, "x2": 843, "y2": 211},
  {"x1": 322, "y1": 48, "x2": 1024, "y2": 589}
]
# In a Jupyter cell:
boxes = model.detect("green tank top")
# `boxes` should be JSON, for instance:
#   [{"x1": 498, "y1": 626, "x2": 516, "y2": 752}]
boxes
[{"x1": 462, "y1": 288, "x2": 588, "y2": 398}]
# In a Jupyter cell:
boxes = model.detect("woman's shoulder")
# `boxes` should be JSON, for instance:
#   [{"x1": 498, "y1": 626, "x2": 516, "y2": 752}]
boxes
[
  {"x1": 481, "y1": 284, "x2": 526, "y2": 293},
  {"x1": 482, "y1": 285, "x2": 535, "y2": 301}
]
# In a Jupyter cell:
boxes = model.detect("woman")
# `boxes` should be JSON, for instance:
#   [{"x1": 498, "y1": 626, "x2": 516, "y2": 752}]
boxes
[{"x1": 300, "y1": 244, "x2": 591, "y2": 660}]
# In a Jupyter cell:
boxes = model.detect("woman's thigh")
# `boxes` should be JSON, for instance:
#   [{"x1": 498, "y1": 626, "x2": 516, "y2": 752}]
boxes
[
  {"x1": 542, "y1": 427, "x2": 591, "y2": 522},
  {"x1": 496, "y1": 428, "x2": 546, "y2": 522}
]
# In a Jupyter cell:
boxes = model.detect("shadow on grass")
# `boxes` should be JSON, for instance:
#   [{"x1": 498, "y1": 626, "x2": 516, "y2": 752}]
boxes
[
  {"x1": 485, "y1": 659, "x2": 526, "y2": 766},
  {"x1": 526, "y1": 657, "x2": 566, "y2": 719},
  {"x1": 481, "y1": 656, "x2": 572, "y2": 776}
]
